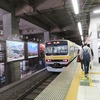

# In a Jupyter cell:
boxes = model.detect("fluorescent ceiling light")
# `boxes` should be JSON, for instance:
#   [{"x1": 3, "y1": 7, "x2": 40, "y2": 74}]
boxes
[
  {"x1": 81, "y1": 36, "x2": 83, "y2": 41},
  {"x1": 71, "y1": 0, "x2": 79, "y2": 14},
  {"x1": 93, "y1": 9, "x2": 100, "y2": 14},
  {"x1": 78, "y1": 22, "x2": 83, "y2": 36}
]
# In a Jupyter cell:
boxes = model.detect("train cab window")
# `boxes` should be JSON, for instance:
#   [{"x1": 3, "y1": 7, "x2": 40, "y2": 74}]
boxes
[{"x1": 46, "y1": 41, "x2": 68, "y2": 55}]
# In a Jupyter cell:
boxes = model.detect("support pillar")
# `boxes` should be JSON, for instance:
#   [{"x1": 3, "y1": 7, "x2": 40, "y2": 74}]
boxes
[
  {"x1": 3, "y1": 13, "x2": 19, "y2": 40},
  {"x1": 3, "y1": 13, "x2": 20, "y2": 84}
]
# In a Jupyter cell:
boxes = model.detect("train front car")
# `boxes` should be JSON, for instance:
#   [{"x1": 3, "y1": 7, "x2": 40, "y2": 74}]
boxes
[{"x1": 45, "y1": 40, "x2": 75, "y2": 72}]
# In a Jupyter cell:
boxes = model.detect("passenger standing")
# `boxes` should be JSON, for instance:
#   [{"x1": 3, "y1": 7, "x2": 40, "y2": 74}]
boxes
[
  {"x1": 87, "y1": 44, "x2": 94, "y2": 69},
  {"x1": 78, "y1": 45, "x2": 84, "y2": 71},
  {"x1": 80, "y1": 43, "x2": 92, "y2": 77}
]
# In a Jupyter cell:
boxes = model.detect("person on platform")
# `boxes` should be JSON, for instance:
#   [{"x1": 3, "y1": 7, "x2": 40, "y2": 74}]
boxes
[
  {"x1": 78, "y1": 45, "x2": 84, "y2": 71},
  {"x1": 80, "y1": 43, "x2": 92, "y2": 77},
  {"x1": 87, "y1": 44, "x2": 94, "y2": 69}
]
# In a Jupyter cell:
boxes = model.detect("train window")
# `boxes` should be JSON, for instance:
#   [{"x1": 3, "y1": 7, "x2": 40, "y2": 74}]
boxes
[{"x1": 46, "y1": 45, "x2": 68, "y2": 55}]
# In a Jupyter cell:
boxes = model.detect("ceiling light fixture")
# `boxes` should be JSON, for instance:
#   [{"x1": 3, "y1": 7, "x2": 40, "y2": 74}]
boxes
[
  {"x1": 71, "y1": 0, "x2": 79, "y2": 14},
  {"x1": 93, "y1": 9, "x2": 100, "y2": 14},
  {"x1": 81, "y1": 36, "x2": 83, "y2": 41},
  {"x1": 78, "y1": 22, "x2": 83, "y2": 36}
]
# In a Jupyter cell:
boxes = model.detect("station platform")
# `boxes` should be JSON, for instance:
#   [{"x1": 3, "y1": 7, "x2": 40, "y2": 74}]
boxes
[
  {"x1": 34, "y1": 59, "x2": 100, "y2": 100},
  {"x1": 77, "y1": 65, "x2": 100, "y2": 100}
]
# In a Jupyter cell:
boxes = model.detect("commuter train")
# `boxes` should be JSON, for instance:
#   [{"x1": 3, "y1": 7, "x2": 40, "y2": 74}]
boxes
[{"x1": 45, "y1": 40, "x2": 80, "y2": 72}]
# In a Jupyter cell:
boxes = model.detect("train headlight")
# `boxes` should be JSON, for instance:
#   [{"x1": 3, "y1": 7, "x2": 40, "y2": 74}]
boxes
[
  {"x1": 63, "y1": 59, "x2": 68, "y2": 62},
  {"x1": 46, "y1": 59, "x2": 51, "y2": 62}
]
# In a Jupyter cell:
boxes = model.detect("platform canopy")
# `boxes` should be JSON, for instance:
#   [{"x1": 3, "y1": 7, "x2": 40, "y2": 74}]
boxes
[{"x1": 0, "y1": 0, "x2": 98, "y2": 45}]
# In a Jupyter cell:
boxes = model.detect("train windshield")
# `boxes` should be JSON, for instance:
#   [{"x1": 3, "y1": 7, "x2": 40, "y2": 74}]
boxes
[{"x1": 46, "y1": 41, "x2": 68, "y2": 55}]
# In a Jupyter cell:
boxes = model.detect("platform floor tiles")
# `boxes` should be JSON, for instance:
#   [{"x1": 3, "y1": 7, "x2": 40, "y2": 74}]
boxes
[{"x1": 77, "y1": 65, "x2": 100, "y2": 100}]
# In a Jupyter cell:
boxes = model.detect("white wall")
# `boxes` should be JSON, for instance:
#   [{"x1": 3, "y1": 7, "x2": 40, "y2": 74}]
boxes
[{"x1": 89, "y1": 15, "x2": 100, "y2": 65}]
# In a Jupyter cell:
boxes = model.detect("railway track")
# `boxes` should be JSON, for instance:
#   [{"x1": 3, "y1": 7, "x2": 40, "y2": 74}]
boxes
[{"x1": 16, "y1": 72, "x2": 59, "y2": 100}]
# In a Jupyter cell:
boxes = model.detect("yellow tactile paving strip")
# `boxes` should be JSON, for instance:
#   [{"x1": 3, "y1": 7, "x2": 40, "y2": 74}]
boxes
[
  {"x1": 65, "y1": 64, "x2": 81, "y2": 100},
  {"x1": 89, "y1": 72, "x2": 100, "y2": 74},
  {"x1": 89, "y1": 76, "x2": 93, "y2": 86}
]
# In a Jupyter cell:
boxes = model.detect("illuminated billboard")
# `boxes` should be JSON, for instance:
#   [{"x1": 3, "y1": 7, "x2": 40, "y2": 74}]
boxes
[
  {"x1": 27, "y1": 42, "x2": 38, "y2": 58},
  {"x1": 6, "y1": 41, "x2": 24, "y2": 62}
]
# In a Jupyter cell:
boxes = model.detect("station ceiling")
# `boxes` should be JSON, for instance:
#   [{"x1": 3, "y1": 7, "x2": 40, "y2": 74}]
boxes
[{"x1": 0, "y1": 0, "x2": 99, "y2": 45}]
